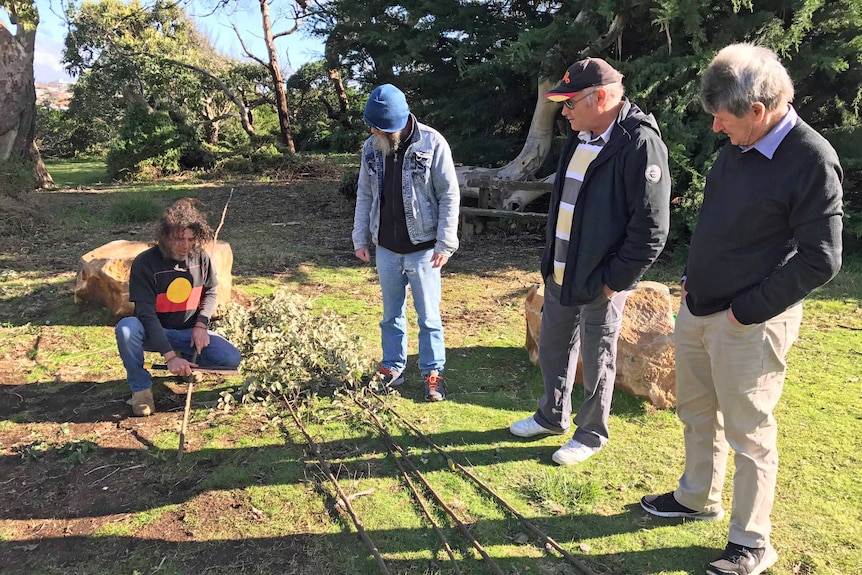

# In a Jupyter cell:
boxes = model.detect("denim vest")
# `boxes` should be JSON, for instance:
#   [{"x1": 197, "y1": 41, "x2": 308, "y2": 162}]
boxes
[{"x1": 352, "y1": 117, "x2": 460, "y2": 257}]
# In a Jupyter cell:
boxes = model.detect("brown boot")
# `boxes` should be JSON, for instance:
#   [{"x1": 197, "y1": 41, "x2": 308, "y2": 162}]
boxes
[{"x1": 131, "y1": 388, "x2": 155, "y2": 416}]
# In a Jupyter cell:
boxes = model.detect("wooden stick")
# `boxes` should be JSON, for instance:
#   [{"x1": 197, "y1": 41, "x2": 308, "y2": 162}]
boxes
[
  {"x1": 355, "y1": 397, "x2": 464, "y2": 574},
  {"x1": 177, "y1": 351, "x2": 198, "y2": 462},
  {"x1": 282, "y1": 395, "x2": 392, "y2": 575},
  {"x1": 210, "y1": 188, "x2": 233, "y2": 253},
  {"x1": 372, "y1": 393, "x2": 600, "y2": 575}
]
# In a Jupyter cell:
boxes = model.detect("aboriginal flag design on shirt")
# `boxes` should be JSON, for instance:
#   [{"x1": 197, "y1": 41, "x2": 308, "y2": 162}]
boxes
[
  {"x1": 151, "y1": 265, "x2": 204, "y2": 327},
  {"x1": 128, "y1": 246, "x2": 215, "y2": 331},
  {"x1": 155, "y1": 275, "x2": 202, "y2": 313}
]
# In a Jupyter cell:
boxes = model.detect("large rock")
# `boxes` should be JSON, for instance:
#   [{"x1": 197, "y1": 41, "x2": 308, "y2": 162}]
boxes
[
  {"x1": 74, "y1": 240, "x2": 234, "y2": 318},
  {"x1": 524, "y1": 281, "x2": 676, "y2": 408}
]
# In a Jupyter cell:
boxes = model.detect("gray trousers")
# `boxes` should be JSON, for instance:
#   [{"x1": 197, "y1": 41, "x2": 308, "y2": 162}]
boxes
[{"x1": 533, "y1": 279, "x2": 629, "y2": 448}]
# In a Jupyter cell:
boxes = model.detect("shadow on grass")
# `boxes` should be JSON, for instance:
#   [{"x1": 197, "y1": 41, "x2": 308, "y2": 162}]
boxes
[
  {"x1": 395, "y1": 345, "x2": 660, "y2": 421},
  {"x1": 0, "y1": 280, "x2": 119, "y2": 327},
  {"x1": 0, "y1": 379, "x2": 235, "y2": 425},
  {"x1": 0, "y1": 516, "x2": 719, "y2": 575}
]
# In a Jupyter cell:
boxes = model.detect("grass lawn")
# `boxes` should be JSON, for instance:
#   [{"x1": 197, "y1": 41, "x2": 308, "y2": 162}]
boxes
[
  {"x1": 0, "y1": 161, "x2": 859, "y2": 574},
  {"x1": 43, "y1": 158, "x2": 109, "y2": 187}
]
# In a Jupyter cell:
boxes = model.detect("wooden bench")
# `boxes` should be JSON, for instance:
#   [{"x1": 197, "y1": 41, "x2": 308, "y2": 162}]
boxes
[{"x1": 460, "y1": 178, "x2": 551, "y2": 238}]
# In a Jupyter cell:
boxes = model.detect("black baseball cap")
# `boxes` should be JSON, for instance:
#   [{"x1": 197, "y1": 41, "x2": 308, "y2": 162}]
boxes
[{"x1": 545, "y1": 58, "x2": 624, "y2": 102}]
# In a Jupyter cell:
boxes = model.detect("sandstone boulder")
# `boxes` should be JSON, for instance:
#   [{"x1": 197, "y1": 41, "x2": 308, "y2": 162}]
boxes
[
  {"x1": 74, "y1": 240, "x2": 234, "y2": 318},
  {"x1": 524, "y1": 281, "x2": 676, "y2": 408}
]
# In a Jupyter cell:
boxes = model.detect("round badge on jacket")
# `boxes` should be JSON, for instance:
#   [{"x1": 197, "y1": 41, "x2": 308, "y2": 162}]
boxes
[{"x1": 645, "y1": 164, "x2": 662, "y2": 183}]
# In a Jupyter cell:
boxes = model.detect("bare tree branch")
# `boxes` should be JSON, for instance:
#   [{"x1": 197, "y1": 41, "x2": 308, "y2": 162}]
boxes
[
  {"x1": 232, "y1": 24, "x2": 267, "y2": 66},
  {"x1": 272, "y1": 21, "x2": 300, "y2": 39},
  {"x1": 159, "y1": 56, "x2": 257, "y2": 136}
]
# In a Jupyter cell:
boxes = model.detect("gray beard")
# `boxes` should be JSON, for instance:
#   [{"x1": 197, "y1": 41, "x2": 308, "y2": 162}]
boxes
[{"x1": 372, "y1": 130, "x2": 402, "y2": 156}]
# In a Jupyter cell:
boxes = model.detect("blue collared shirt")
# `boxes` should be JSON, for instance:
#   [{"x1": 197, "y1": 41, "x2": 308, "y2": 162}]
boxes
[{"x1": 740, "y1": 104, "x2": 798, "y2": 159}]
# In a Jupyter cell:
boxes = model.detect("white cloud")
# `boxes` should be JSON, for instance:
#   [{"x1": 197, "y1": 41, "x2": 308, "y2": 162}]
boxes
[{"x1": 33, "y1": 39, "x2": 73, "y2": 83}]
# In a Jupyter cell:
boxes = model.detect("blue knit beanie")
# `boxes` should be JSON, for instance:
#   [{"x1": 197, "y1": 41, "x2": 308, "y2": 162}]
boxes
[{"x1": 364, "y1": 84, "x2": 410, "y2": 132}]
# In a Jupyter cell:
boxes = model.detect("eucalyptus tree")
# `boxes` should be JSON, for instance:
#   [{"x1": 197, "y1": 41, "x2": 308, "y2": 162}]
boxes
[
  {"x1": 0, "y1": 0, "x2": 53, "y2": 191},
  {"x1": 203, "y1": 0, "x2": 317, "y2": 153}
]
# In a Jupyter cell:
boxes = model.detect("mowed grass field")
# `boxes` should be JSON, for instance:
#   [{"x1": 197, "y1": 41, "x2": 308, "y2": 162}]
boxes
[{"x1": 0, "y1": 159, "x2": 859, "y2": 574}]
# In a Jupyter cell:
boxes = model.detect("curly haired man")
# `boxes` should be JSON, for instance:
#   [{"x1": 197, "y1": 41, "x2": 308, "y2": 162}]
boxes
[{"x1": 115, "y1": 198, "x2": 241, "y2": 416}]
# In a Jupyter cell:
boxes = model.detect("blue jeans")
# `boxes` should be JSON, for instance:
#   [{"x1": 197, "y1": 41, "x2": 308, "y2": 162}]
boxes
[
  {"x1": 115, "y1": 316, "x2": 242, "y2": 392},
  {"x1": 375, "y1": 246, "x2": 445, "y2": 375}
]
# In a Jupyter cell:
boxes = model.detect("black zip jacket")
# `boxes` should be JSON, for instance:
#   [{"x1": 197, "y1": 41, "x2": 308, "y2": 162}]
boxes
[{"x1": 541, "y1": 99, "x2": 671, "y2": 305}]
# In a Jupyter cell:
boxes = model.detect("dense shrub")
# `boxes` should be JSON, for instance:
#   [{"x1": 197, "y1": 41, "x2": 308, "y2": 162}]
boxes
[
  {"x1": 0, "y1": 156, "x2": 36, "y2": 196},
  {"x1": 105, "y1": 108, "x2": 213, "y2": 181},
  {"x1": 36, "y1": 106, "x2": 114, "y2": 159},
  {"x1": 338, "y1": 170, "x2": 359, "y2": 200}
]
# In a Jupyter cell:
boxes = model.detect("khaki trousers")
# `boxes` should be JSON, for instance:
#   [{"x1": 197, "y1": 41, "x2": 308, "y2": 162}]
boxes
[{"x1": 673, "y1": 301, "x2": 802, "y2": 548}]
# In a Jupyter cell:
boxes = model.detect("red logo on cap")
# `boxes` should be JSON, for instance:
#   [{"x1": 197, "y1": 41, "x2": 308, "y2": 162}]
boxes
[{"x1": 562, "y1": 70, "x2": 570, "y2": 84}]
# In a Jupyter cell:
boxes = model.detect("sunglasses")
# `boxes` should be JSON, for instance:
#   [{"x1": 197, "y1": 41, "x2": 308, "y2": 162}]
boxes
[{"x1": 563, "y1": 90, "x2": 596, "y2": 109}]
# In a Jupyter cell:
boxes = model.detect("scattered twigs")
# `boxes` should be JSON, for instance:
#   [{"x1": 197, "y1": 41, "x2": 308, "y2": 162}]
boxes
[
  {"x1": 83, "y1": 463, "x2": 124, "y2": 476},
  {"x1": 371, "y1": 393, "x2": 599, "y2": 575},
  {"x1": 837, "y1": 324, "x2": 862, "y2": 331},
  {"x1": 91, "y1": 463, "x2": 146, "y2": 486},
  {"x1": 355, "y1": 397, "x2": 463, "y2": 575},
  {"x1": 2, "y1": 390, "x2": 24, "y2": 403},
  {"x1": 335, "y1": 488, "x2": 376, "y2": 509},
  {"x1": 281, "y1": 394, "x2": 391, "y2": 575}
]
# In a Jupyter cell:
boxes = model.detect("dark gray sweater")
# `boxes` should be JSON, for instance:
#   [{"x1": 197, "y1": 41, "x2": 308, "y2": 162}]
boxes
[{"x1": 685, "y1": 120, "x2": 843, "y2": 324}]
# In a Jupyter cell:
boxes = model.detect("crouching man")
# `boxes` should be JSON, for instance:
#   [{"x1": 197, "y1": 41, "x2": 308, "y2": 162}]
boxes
[{"x1": 115, "y1": 198, "x2": 241, "y2": 416}]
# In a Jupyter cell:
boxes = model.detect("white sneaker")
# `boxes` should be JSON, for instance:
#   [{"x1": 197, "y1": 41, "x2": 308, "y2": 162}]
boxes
[
  {"x1": 552, "y1": 439, "x2": 601, "y2": 465},
  {"x1": 509, "y1": 416, "x2": 564, "y2": 438}
]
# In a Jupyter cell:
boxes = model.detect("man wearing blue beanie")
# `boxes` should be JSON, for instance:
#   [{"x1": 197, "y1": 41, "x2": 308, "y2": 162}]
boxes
[{"x1": 352, "y1": 84, "x2": 460, "y2": 401}]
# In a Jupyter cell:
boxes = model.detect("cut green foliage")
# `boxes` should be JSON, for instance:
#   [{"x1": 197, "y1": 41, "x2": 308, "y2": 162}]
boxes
[
  {"x1": 56, "y1": 439, "x2": 99, "y2": 464},
  {"x1": 215, "y1": 289, "x2": 373, "y2": 402}
]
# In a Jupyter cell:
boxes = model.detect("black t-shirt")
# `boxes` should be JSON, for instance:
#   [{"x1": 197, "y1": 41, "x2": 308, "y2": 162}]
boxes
[{"x1": 377, "y1": 118, "x2": 435, "y2": 254}]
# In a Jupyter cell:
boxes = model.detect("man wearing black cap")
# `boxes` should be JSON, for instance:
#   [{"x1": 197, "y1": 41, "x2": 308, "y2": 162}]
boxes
[
  {"x1": 352, "y1": 84, "x2": 460, "y2": 402},
  {"x1": 509, "y1": 58, "x2": 671, "y2": 465}
]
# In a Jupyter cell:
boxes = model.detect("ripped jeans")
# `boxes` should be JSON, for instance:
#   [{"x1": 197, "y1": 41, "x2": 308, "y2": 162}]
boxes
[{"x1": 375, "y1": 245, "x2": 445, "y2": 376}]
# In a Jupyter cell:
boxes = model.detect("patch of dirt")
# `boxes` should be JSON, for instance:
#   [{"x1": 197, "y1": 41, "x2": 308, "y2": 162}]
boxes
[{"x1": 0, "y1": 175, "x2": 549, "y2": 573}]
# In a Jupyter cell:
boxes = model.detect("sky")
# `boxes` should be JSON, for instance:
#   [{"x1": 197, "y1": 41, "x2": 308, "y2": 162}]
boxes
[{"x1": 1, "y1": 0, "x2": 325, "y2": 83}]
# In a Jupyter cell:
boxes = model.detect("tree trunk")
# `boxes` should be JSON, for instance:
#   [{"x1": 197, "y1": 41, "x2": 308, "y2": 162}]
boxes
[
  {"x1": 0, "y1": 8, "x2": 53, "y2": 189},
  {"x1": 258, "y1": 0, "x2": 296, "y2": 153},
  {"x1": 327, "y1": 68, "x2": 352, "y2": 129},
  {"x1": 456, "y1": 78, "x2": 558, "y2": 210},
  {"x1": 455, "y1": 13, "x2": 626, "y2": 211}
]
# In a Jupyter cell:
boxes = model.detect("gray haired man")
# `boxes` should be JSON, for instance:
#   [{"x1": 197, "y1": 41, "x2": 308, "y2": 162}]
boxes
[
  {"x1": 508, "y1": 58, "x2": 670, "y2": 465},
  {"x1": 640, "y1": 44, "x2": 843, "y2": 575}
]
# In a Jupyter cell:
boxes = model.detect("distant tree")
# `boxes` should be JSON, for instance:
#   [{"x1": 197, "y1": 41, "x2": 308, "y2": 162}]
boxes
[
  {"x1": 63, "y1": 0, "x2": 259, "y2": 177},
  {"x1": 286, "y1": 60, "x2": 365, "y2": 152},
  {"x1": 0, "y1": 0, "x2": 53, "y2": 192},
  {"x1": 208, "y1": 0, "x2": 315, "y2": 153}
]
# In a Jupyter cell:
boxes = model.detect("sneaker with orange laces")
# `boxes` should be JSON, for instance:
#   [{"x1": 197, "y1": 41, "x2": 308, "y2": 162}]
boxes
[{"x1": 424, "y1": 370, "x2": 446, "y2": 402}]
